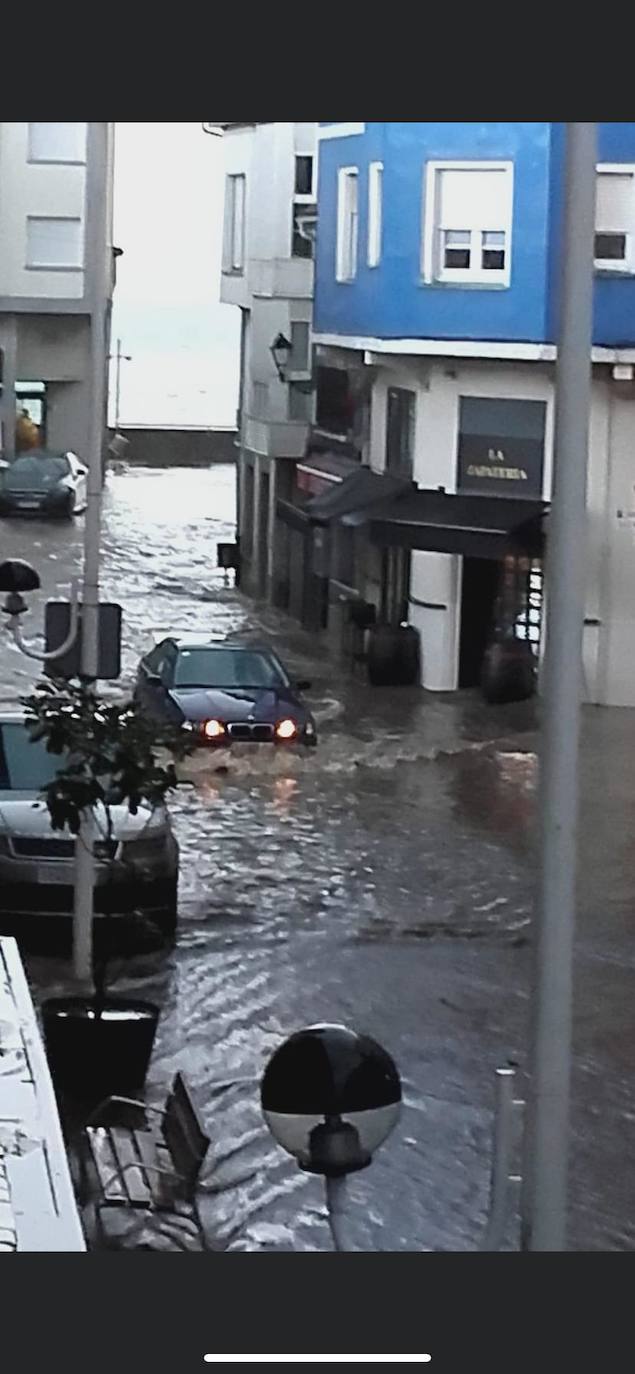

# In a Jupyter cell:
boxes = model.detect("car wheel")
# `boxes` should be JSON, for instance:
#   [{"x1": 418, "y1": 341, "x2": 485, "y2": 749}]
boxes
[{"x1": 60, "y1": 494, "x2": 76, "y2": 520}]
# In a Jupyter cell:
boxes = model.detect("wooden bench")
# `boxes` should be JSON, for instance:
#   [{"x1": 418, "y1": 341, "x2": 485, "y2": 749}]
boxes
[{"x1": 82, "y1": 1071, "x2": 210, "y2": 1248}]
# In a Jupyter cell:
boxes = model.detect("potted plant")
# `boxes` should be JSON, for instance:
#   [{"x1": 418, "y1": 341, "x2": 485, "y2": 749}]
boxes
[{"x1": 21, "y1": 677, "x2": 195, "y2": 1104}]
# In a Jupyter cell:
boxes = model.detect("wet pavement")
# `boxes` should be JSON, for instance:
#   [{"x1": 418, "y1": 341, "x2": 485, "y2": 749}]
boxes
[{"x1": 1, "y1": 464, "x2": 634, "y2": 1251}]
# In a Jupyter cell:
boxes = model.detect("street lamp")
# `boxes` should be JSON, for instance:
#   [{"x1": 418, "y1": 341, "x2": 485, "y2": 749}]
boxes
[
  {"x1": 109, "y1": 338, "x2": 132, "y2": 430},
  {"x1": 270, "y1": 332, "x2": 292, "y2": 382},
  {"x1": 261, "y1": 1022, "x2": 402, "y2": 1251}
]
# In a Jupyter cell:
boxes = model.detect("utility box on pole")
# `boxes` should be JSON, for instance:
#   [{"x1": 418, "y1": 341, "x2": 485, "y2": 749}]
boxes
[{"x1": 44, "y1": 601, "x2": 122, "y2": 680}]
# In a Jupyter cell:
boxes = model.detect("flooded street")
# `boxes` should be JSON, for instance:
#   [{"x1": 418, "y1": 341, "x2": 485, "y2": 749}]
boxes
[{"x1": 1, "y1": 464, "x2": 634, "y2": 1251}]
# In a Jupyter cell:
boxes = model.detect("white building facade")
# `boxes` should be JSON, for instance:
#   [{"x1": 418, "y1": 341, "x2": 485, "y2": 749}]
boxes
[
  {"x1": 218, "y1": 122, "x2": 317, "y2": 601},
  {"x1": 0, "y1": 122, "x2": 115, "y2": 463}
]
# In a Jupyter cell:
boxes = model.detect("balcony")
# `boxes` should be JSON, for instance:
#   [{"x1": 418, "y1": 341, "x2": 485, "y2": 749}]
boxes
[
  {"x1": 249, "y1": 257, "x2": 314, "y2": 300},
  {"x1": 242, "y1": 413, "x2": 310, "y2": 458}
]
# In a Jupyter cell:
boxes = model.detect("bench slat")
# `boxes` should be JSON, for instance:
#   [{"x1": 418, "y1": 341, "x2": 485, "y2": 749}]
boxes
[
  {"x1": 85, "y1": 1128, "x2": 128, "y2": 1204},
  {"x1": 109, "y1": 1129, "x2": 154, "y2": 1207},
  {"x1": 134, "y1": 1132, "x2": 181, "y2": 1209}
]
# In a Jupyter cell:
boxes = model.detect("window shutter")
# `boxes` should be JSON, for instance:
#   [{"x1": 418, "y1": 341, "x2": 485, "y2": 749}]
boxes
[
  {"x1": 438, "y1": 167, "x2": 510, "y2": 231},
  {"x1": 596, "y1": 171, "x2": 633, "y2": 232}
]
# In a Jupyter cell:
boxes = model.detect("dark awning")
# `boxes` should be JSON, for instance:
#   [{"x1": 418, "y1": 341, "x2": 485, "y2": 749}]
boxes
[
  {"x1": 368, "y1": 489, "x2": 547, "y2": 560},
  {"x1": 306, "y1": 468, "x2": 411, "y2": 524}
]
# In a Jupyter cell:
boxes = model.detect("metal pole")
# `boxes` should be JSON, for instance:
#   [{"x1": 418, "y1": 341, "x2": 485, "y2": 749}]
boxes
[
  {"x1": 482, "y1": 1067, "x2": 516, "y2": 1252},
  {"x1": 325, "y1": 1175, "x2": 350, "y2": 1251},
  {"x1": 73, "y1": 123, "x2": 108, "y2": 986},
  {"x1": 521, "y1": 122, "x2": 597, "y2": 1251},
  {"x1": 114, "y1": 339, "x2": 121, "y2": 430}
]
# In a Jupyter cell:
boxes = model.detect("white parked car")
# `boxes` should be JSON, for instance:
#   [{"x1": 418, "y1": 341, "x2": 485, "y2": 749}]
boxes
[{"x1": 0, "y1": 713, "x2": 179, "y2": 937}]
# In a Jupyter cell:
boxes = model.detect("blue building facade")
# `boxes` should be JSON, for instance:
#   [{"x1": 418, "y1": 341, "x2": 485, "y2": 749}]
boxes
[{"x1": 315, "y1": 122, "x2": 635, "y2": 348}]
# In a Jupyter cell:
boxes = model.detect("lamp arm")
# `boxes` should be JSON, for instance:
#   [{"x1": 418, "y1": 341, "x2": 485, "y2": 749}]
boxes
[{"x1": 9, "y1": 578, "x2": 80, "y2": 662}]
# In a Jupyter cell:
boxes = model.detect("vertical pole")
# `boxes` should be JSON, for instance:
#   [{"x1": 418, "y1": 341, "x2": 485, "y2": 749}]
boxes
[
  {"x1": 481, "y1": 1067, "x2": 516, "y2": 1252},
  {"x1": 0, "y1": 317, "x2": 17, "y2": 462},
  {"x1": 73, "y1": 123, "x2": 108, "y2": 986},
  {"x1": 114, "y1": 338, "x2": 122, "y2": 430},
  {"x1": 325, "y1": 1175, "x2": 349, "y2": 1252},
  {"x1": 522, "y1": 123, "x2": 597, "y2": 1251}
]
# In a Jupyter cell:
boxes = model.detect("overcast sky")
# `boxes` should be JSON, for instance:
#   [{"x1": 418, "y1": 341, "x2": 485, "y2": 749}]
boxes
[{"x1": 110, "y1": 122, "x2": 240, "y2": 427}]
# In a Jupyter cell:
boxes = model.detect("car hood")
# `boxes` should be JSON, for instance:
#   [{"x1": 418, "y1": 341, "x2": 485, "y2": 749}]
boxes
[
  {"x1": 168, "y1": 686, "x2": 307, "y2": 724},
  {"x1": 0, "y1": 795, "x2": 165, "y2": 842}
]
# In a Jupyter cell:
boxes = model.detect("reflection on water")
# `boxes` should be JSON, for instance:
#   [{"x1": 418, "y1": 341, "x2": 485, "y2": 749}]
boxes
[{"x1": 1, "y1": 466, "x2": 633, "y2": 1251}]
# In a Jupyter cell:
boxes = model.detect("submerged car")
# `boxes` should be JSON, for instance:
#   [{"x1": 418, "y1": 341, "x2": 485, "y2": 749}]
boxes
[
  {"x1": 0, "y1": 449, "x2": 88, "y2": 518},
  {"x1": 134, "y1": 637, "x2": 318, "y2": 747},
  {"x1": 0, "y1": 713, "x2": 179, "y2": 935}
]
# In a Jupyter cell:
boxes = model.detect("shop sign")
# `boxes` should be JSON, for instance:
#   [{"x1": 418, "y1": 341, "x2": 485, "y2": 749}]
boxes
[{"x1": 457, "y1": 397, "x2": 546, "y2": 499}]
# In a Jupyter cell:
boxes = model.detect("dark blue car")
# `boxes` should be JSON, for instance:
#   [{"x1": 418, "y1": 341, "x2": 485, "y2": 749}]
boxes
[{"x1": 134, "y1": 637, "x2": 317, "y2": 747}]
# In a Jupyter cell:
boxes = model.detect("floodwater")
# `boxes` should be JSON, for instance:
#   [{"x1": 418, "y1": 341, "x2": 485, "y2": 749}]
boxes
[{"x1": 1, "y1": 465, "x2": 633, "y2": 1251}]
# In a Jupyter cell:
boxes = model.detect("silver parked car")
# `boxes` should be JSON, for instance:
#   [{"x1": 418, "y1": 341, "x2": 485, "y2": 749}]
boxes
[{"x1": 0, "y1": 713, "x2": 179, "y2": 936}]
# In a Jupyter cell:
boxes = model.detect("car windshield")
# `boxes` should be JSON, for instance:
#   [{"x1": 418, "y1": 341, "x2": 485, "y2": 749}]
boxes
[
  {"x1": 2, "y1": 453, "x2": 69, "y2": 489},
  {"x1": 0, "y1": 722, "x2": 68, "y2": 791},
  {"x1": 173, "y1": 648, "x2": 288, "y2": 690}
]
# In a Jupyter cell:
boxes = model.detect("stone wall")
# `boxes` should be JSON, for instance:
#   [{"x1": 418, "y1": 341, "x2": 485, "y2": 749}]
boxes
[{"x1": 109, "y1": 426, "x2": 237, "y2": 468}]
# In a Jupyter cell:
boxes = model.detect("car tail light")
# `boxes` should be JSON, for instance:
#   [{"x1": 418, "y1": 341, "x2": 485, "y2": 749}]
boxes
[
  {"x1": 275, "y1": 718, "x2": 297, "y2": 740},
  {"x1": 202, "y1": 719, "x2": 225, "y2": 740}
]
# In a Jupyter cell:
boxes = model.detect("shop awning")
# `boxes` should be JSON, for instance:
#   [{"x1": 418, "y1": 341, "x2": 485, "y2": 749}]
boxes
[
  {"x1": 306, "y1": 468, "x2": 411, "y2": 524},
  {"x1": 368, "y1": 489, "x2": 547, "y2": 559}
]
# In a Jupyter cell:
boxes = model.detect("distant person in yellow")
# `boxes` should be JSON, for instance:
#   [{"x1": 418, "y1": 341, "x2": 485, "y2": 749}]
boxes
[{"x1": 15, "y1": 408, "x2": 40, "y2": 452}]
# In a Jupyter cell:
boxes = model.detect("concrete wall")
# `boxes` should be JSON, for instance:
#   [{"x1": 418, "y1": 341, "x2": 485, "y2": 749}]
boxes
[
  {"x1": 111, "y1": 426, "x2": 237, "y2": 467},
  {"x1": 0, "y1": 123, "x2": 87, "y2": 300}
]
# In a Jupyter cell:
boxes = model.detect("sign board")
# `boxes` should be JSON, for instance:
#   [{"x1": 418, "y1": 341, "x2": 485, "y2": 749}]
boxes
[
  {"x1": 457, "y1": 397, "x2": 546, "y2": 500},
  {"x1": 44, "y1": 602, "x2": 122, "y2": 680}
]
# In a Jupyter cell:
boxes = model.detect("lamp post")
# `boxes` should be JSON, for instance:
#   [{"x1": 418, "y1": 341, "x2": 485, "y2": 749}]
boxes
[
  {"x1": 521, "y1": 122, "x2": 597, "y2": 1251},
  {"x1": 110, "y1": 338, "x2": 131, "y2": 430}
]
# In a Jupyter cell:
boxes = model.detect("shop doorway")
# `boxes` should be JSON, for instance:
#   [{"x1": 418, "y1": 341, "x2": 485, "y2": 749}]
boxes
[{"x1": 459, "y1": 558, "x2": 501, "y2": 688}]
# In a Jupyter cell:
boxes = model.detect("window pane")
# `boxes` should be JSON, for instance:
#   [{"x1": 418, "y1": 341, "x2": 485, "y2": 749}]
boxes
[
  {"x1": 289, "y1": 322, "x2": 310, "y2": 370},
  {"x1": 292, "y1": 206, "x2": 313, "y2": 258},
  {"x1": 173, "y1": 648, "x2": 286, "y2": 689},
  {"x1": 26, "y1": 217, "x2": 82, "y2": 269},
  {"x1": 595, "y1": 231, "x2": 626, "y2": 261},
  {"x1": 230, "y1": 175, "x2": 245, "y2": 270},
  {"x1": 295, "y1": 155, "x2": 313, "y2": 195},
  {"x1": 0, "y1": 723, "x2": 68, "y2": 791},
  {"x1": 483, "y1": 231, "x2": 505, "y2": 246},
  {"x1": 337, "y1": 169, "x2": 359, "y2": 280},
  {"x1": 482, "y1": 231, "x2": 506, "y2": 270},
  {"x1": 368, "y1": 162, "x2": 383, "y2": 267},
  {"x1": 596, "y1": 170, "x2": 632, "y2": 231},
  {"x1": 445, "y1": 230, "x2": 471, "y2": 245},
  {"x1": 386, "y1": 388, "x2": 415, "y2": 476},
  {"x1": 28, "y1": 122, "x2": 86, "y2": 163}
]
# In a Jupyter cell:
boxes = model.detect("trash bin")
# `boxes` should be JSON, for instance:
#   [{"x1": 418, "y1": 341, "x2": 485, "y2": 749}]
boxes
[
  {"x1": 481, "y1": 637, "x2": 537, "y2": 704},
  {"x1": 42, "y1": 996, "x2": 159, "y2": 1101},
  {"x1": 367, "y1": 624, "x2": 420, "y2": 687}
]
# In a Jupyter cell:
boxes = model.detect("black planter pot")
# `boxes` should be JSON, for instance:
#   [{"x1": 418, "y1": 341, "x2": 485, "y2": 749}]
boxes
[
  {"x1": 481, "y1": 638, "x2": 537, "y2": 705},
  {"x1": 367, "y1": 624, "x2": 421, "y2": 687},
  {"x1": 42, "y1": 996, "x2": 159, "y2": 1101}
]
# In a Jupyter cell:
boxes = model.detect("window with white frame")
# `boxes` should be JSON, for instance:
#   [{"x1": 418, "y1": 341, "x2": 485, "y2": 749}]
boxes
[
  {"x1": 336, "y1": 167, "x2": 359, "y2": 282},
  {"x1": 289, "y1": 321, "x2": 311, "y2": 374},
  {"x1": 368, "y1": 161, "x2": 383, "y2": 267},
  {"x1": 26, "y1": 217, "x2": 83, "y2": 269},
  {"x1": 223, "y1": 173, "x2": 246, "y2": 272},
  {"x1": 422, "y1": 161, "x2": 513, "y2": 286},
  {"x1": 595, "y1": 165, "x2": 635, "y2": 271},
  {"x1": 28, "y1": 122, "x2": 87, "y2": 164}
]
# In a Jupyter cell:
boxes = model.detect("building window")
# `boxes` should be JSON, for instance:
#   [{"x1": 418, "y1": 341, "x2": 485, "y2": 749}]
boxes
[
  {"x1": 336, "y1": 167, "x2": 359, "y2": 282},
  {"x1": 26, "y1": 216, "x2": 83, "y2": 270},
  {"x1": 292, "y1": 205, "x2": 314, "y2": 259},
  {"x1": 223, "y1": 174, "x2": 245, "y2": 273},
  {"x1": 295, "y1": 155, "x2": 314, "y2": 197},
  {"x1": 368, "y1": 161, "x2": 383, "y2": 268},
  {"x1": 422, "y1": 161, "x2": 513, "y2": 286},
  {"x1": 288, "y1": 382, "x2": 313, "y2": 423},
  {"x1": 456, "y1": 396, "x2": 546, "y2": 499},
  {"x1": 595, "y1": 165, "x2": 635, "y2": 272},
  {"x1": 289, "y1": 322, "x2": 311, "y2": 375},
  {"x1": 385, "y1": 388, "x2": 415, "y2": 477},
  {"x1": 28, "y1": 122, "x2": 87, "y2": 164}
]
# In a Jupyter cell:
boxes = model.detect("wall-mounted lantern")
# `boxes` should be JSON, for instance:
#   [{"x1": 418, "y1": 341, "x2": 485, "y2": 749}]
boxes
[{"x1": 270, "y1": 332, "x2": 292, "y2": 382}]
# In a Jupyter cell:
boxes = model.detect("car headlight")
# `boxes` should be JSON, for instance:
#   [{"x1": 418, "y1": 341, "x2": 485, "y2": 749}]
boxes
[
  {"x1": 202, "y1": 719, "x2": 225, "y2": 740},
  {"x1": 275, "y1": 718, "x2": 298, "y2": 740}
]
